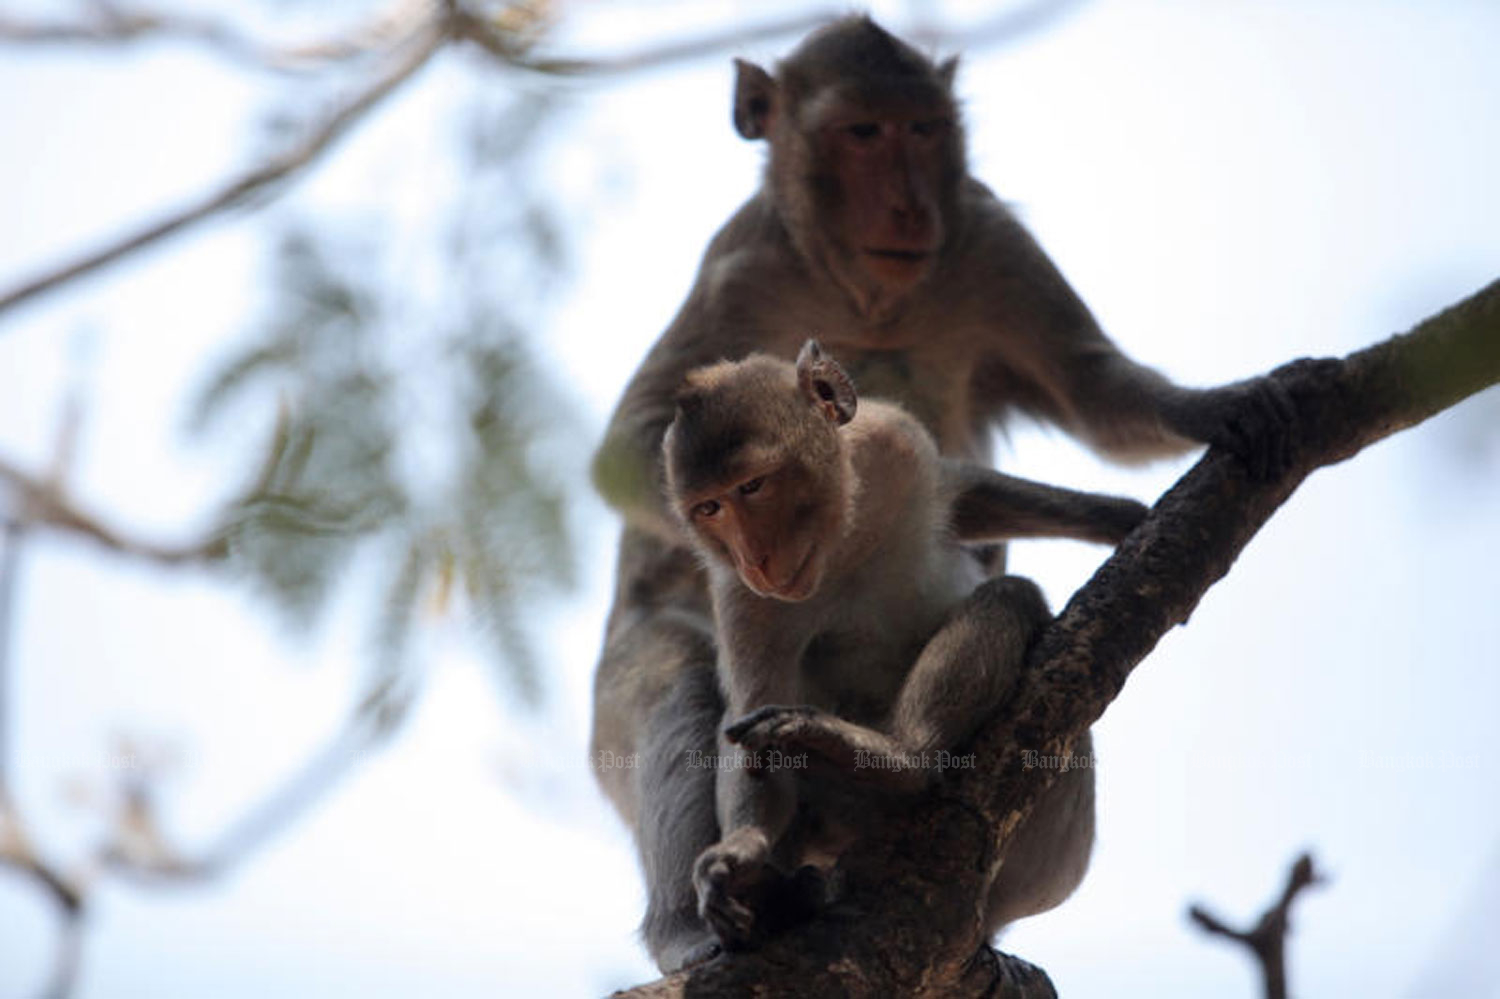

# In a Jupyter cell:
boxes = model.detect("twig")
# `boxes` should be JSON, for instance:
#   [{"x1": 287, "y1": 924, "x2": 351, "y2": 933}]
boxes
[
  {"x1": 0, "y1": 796, "x2": 86, "y2": 999},
  {"x1": 0, "y1": 0, "x2": 424, "y2": 73},
  {"x1": 0, "y1": 11, "x2": 448, "y2": 320},
  {"x1": 0, "y1": 455, "x2": 224, "y2": 565},
  {"x1": 455, "y1": 6, "x2": 841, "y2": 75},
  {"x1": 1189, "y1": 852, "x2": 1327, "y2": 999}
]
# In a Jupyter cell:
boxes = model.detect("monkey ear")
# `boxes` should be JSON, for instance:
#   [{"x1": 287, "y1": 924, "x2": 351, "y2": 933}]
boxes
[
  {"x1": 796, "y1": 339, "x2": 857, "y2": 426},
  {"x1": 733, "y1": 59, "x2": 778, "y2": 140},
  {"x1": 937, "y1": 55, "x2": 960, "y2": 91},
  {"x1": 673, "y1": 384, "x2": 707, "y2": 419}
]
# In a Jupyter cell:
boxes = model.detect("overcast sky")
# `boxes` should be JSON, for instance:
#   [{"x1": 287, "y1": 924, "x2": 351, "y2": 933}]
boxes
[{"x1": 1, "y1": 1, "x2": 1498, "y2": 997}]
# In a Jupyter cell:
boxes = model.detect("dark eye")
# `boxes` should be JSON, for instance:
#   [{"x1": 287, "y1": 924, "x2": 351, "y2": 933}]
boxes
[
  {"x1": 910, "y1": 118, "x2": 950, "y2": 138},
  {"x1": 845, "y1": 122, "x2": 880, "y2": 141},
  {"x1": 738, "y1": 476, "x2": 765, "y2": 496},
  {"x1": 693, "y1": 499, "x2": 721, "y2": 518}
]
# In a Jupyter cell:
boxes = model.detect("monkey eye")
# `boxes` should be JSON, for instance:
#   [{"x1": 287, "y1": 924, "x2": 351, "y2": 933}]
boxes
[
  {"x1": 738, "y1": 476, "x2": 766, "y2": 496},
  {"x1": 692, "y1": 499, "x2": 722, "y2": 519},
  {"x1": 910, "y1": 118, "x2": 951, "y2": 138},
  {"x1": 844, "y1": 122, "x2": 880, "y2": 141}
]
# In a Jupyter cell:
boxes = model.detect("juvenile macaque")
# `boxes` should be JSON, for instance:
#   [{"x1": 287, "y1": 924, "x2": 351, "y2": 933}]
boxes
[
  {"x1": 590, "y1": 16, "x2": 1293, "y2": 971},
  {"x1": 663, "y1": 341, "x2": 1134, "y2": 948}
]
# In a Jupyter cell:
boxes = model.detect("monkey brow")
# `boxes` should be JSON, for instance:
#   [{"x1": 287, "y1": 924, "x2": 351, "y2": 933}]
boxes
[
  {"x1": 822, "y1": 81, "x2": 953, "y2": 117},
  {"x1": 677, "y1": 441, "x2": 781, "y2": 500}
]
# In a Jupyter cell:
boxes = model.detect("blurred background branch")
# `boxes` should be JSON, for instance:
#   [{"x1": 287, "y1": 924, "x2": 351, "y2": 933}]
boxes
[{"x1": 1189, "y1": 852, "x2": 1328, "y2": 999}]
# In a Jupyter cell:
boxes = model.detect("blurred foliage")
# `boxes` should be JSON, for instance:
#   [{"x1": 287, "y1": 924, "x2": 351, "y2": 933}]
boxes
[{"x1": 190, "y1": 80, "x2": 578, "y2": 705}]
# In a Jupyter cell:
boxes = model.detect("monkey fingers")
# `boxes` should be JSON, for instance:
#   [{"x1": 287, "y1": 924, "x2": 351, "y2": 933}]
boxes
[
  {"x1": 725, "y1": 705, "x2": 929, "y2": 793},
  {"x1": 1217, "y1": 376, "x2": 1299, "y2": 480}
]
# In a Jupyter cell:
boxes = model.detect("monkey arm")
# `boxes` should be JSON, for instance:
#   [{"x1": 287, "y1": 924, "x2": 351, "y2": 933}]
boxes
[
  {"x1": 710, "y1": 588, "x2": 813, "y2": 834},
  {"x1": 940, "y1": 460, "x2": 1148, "y2": 546},
  {"x1": 591, "y1": 332, "x2": 700, "y2": 542},
  {"x1": 591, "y1": 203, "x2": 787, "y2": 539},
  {"x1": 969, "y1": 193, "x2": 1295, "y2": 477}
]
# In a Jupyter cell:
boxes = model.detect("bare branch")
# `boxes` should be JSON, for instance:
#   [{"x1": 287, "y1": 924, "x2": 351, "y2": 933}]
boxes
[
  {"x1": 97, "y1": 673, "x2": 413, "y2": 886},
  {"x1": 612, "y1": 281, "x2": 1500, "y2": 995},
  {"x1": 1189, "y1": 852, "x2": 1328, "y2": 999},
  {"x1": 0, "y1": 11, "x2": 448, "y2": 321},
  {"x1": 0, "y1": 4, "x2": 1072, "y2": 322},
  {"x1": 0, "y1": 455, "x2": 224, "y2": 564},
  {"x1": 455, "y1": 6, "x2": 842, "y2": 75},
  {"x1": 0, "y1": 0, "x2": 427, "y2": 73},
  {"x1": 0, "y1": 795, "x2": 86, "y2": 999}
]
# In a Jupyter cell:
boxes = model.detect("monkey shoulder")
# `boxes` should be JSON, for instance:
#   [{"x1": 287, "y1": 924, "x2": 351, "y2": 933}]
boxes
[
  {"x1": 846, "y1": 399, "x2": 940, "y2": 477},
  {"x1": 947, "y1": 180, "x2": 1049, "y2": 279}
]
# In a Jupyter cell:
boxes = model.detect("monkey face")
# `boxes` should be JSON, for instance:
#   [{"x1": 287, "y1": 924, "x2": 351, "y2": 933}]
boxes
[
  {"x1": 685, "y1": 459, "x2": 844, "y2": 603},
  {"x1": 819, "y1": 111, "x2": 953, "y2": 292}
]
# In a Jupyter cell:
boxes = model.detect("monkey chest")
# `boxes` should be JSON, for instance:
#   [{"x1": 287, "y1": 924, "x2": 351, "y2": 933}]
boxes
[{"x1": 797, "y1": 581, "x2": 958, "y2": 724}]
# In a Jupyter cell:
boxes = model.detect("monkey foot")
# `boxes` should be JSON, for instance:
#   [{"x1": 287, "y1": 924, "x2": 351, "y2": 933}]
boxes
[
  {"x1": 693, "y1": 828, "x2": 773, "y2": 950},
  {"x1": 725, "y1": 705, "x2": 928, "y2": 792},
  {"x1": 664, "y1": 937, "x2": 723, "y2": 973}
]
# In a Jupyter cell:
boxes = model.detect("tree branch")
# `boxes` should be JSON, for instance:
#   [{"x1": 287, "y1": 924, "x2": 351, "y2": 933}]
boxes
[
  {"x1": 613, "y1": 281, "x2": 1500, "y2": 996},
  {"x1": 455, "y1": 7, "x2": 842, "y2": 76},
  {"x1": 0, "y1": 0, "x2": 423, "y2": 73},
  {"x1": 1188, "y1": 852, "x2": 1327, "y2": 999},
  {"x1": 0, "y1": 456, "x2": 224, "y2": 565},
  {"x1": 0, "y1": 4, "x2": 1077, "y2": 324},
  {"x1": 0, "y1": 10, "x2": 448, "y2": 320},
  {"x1": 0, "y1": 793, "x2": 86, "y2": 999}
]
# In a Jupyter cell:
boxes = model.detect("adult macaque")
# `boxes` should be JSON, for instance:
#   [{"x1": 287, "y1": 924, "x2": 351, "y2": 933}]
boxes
[
  {"x1": 663, "y1": 341, "x2": 1134, "y2": 948},
  {"x1": 590, "y1": 16, "x2": 1293, "y2": 971}
]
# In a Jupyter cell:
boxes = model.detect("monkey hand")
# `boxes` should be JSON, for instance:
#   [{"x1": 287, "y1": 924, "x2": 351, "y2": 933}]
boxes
[
  {"x1": 693, "y1": 827, "x2": 774, "y2": 949},
  {"x1": 727, "y1": 705, "x2": 929, "y2": 793},
  {"x1": 1166, "y1": 376, "x2": 1297, "y2": 480},
  {"x1": 1096, "y1": 496, "x2": 1150, "y2": 544}
]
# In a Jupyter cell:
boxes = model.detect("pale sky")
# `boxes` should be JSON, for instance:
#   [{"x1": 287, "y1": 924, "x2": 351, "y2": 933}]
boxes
[{"x1": 1, "y1": 2, "x2": 1498, "y2": 997}]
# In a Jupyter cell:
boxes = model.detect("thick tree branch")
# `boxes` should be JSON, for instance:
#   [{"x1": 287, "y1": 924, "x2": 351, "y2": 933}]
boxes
[
  {"x1": 1189, "y1": 852, "x2": 1327, "y2": 999},
  {"x1": 613, "y1": 282, "x2": 1500, "y2": 997}
]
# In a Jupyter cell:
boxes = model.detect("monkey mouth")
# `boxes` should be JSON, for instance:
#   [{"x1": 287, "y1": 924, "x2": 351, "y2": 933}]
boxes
[
  {"x1": 862, "y1": 249, "x2": 934, "y2": 286},
  {"x1": 762, "y1": 548, "x2": 820, "y2": 602}
]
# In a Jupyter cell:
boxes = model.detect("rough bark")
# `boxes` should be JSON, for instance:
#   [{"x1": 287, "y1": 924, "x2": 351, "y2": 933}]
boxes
[{"x1": 610, "y1": 279, "x2": 1500, "y2": 998}]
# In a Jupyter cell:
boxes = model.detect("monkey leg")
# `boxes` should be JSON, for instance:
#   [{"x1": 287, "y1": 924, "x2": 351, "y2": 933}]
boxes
[
  {"x1": 890, "y1": 573, "x2": 1096, "y2": 929},
  {"x1": 590, "y1": 531, "x2": 725, "y2": 973},
  {"x1": 727, "y1": 577, "x2": 1053, "y2": 793},
  {"x1": 890, "y1": 574, "x2": 1051, "y2": 755}
]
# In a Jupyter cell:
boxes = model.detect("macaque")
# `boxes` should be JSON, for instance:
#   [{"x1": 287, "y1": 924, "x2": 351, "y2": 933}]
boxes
[
  {"x1": 663, "y1": 341, "x2": 1134, "y2": 948},
  {"x1": 589, "y1": 15, "x2": 1293, "y2": 971}
]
